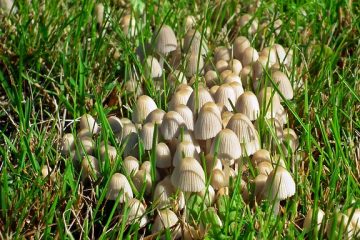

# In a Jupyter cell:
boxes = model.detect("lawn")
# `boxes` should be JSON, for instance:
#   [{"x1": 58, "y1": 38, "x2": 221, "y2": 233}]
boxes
[{"x1": 0, "y1": 0, "x2": 359, "y2": 239}]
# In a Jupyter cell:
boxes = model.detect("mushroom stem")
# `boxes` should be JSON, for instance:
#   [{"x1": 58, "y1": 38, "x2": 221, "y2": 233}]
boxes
[
  {"x1": 224, "y1": 161, "x2": 230, "y2": 186},
  {"x1": 273, "y1": 200, "x2": 281, "y2": 216},
  {"x1": 205, "y1": 139, "x2": 211, "y2": 155},
  {"x1": 183, "y1": 192, "x2": 191, "y2": 222}
]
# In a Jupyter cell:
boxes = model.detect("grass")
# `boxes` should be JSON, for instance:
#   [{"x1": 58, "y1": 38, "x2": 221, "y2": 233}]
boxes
[{"x1": 0, "y1": 0, "x2": 359, "y2": 239}]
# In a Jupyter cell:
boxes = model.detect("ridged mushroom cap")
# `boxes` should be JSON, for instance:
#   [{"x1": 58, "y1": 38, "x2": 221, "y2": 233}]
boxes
[
  {"x1": 303, "y1": 208, "x2": 325, "y2": 232},
  {"x1": 187, "y1": 87, "x2": 214, "y2": 114},
  {"x1": 132, "y1": 95, "x2": 158, "y2": 124},
  {"x1": 79, "y1": 114, "x2": 99, "y2": 134},
  {"x1": 205, "y1": 70, "x2": 218, "y2": 88},
  {"x1": 257, "y1": 87, "x2": 282, "y2": 119},
  {"x1": 226, "y1": 113, "x2": 258, "y2": 143},
  {"x1": 228, "y1": 59, "x2": 243, "y2": 75},
  {"x1": 198, "y1": 185, "x2": 216, "y2": 206},
  {"x1": 108, "y1": 116, "x2": 123, "y2": 137},
  {"x1": 173, "y1": 141, "x2": 199, "y2": 167},
  {"x1": 233, "y1": 36, "x2": 251, "y2": 60},
  {"x1": 214, "y1": 46, "x2": 230, "y2": 62},
  {"x1": 235, "y1": 91, "x2": 260, "y2": 121},
  {"x1": 260, "y1": 47, "x2": 277, "y2": 66},
  {"x1": 126, "y1": 198, "x2": 148, "y2": 228},
  {"x1": 271, "y1": 70, "x2": 293, "y2": 100},
  {"x1": 210, "y1": 129, "x2": 241, "y2": 161},
  {"x1": 263, "y1": 166, "x2": 295, "y2": 201},
  {"x1": 214, "y1": 84, "x2": 236, "y2": 111},
  {"x1": 144, "y1": 56, "x2": 163, "y2": 78},
  {"x1": 185, "y1": 53, "x2": 204, "y2": 77},
  {"x1": 106, "y1": 173, "x2": 133, "y2": 202},
  {"x1": 224, "y1": 73, "x2": 242, "y2": 85},
  {"x1": 215, "y1": 60, "x2": 229, "y2": 73},
  {"x1": 160, "y1": 111, "x2": 186, "y2": 140},
  {"x1": 183, "y1": 29, "x2": 208, "y2": 55},
  {"x1": 132, "y1": 169, "x2": 152, "y2": 195},
  {"x1": 194, "y1": 106, "x2": 222, "y2": 140},
  {"x1": 99, "y1": 144, "x2": 117, "y2": 162},
  {"x1": 140, "y1": 122, "x2": 157, "y2": 150},
  {"x1": 145, "y1": 108, "x2": 166, "y2": 125},
  {"x1": 205, "y1": 154, "x2": 223, "y2": 175},
  {"x1": 252, "y1": 149, "x2": 271, "y2": 166},
  {"x1": 241, "y1": 46, "x2": 259, "y2": 66},
  {"x1": 153, "y1": 24, "x2": 177, "y2": 55},
  {"x1": 257, "y1": 161, "x2": 274, "y2": 175},
  {"x1": 81, "y1": 155, "x2": 100, "y2": 180},
  {"x1": 210, "y1": 169, "x2": 225, "y2": 190},
  {"x1": 254, "y1": 174, "x2": 268, "y2": 200},
  {"x1": 179, "y1": 130, "x2": 201, "y2": 153},
  {"x1": 272, "y1": 44, "x2": 286, "y2": 64},
  {"x1": 123, "y1": 156, "x2": 140, "y2": 176},
  {"x1": 156, "y1": 142, "x2": 172, "y2": 168},
  {"x1": 152, "y1": 209, "x2": 179, "y2": 233},
  {"x1": 168, "y1": 87, "x2": 193, "y2": 110},
  {"x1": 174, "y1": 104, "x2": 194, "y2": 131},
  {"x1": 171, "y1": 157, "x2": 206, "y2": 192},
  {"x1": 153, "y1": 176, "x2": 185, "y2": 210}
]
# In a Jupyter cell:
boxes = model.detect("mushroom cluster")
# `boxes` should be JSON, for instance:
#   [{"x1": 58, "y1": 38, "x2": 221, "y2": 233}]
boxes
[{"x1": 54, "y1": 15, "x2": 304, "y2": 239}]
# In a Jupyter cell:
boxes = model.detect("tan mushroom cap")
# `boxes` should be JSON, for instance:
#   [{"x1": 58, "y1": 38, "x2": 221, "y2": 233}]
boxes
[
  {"x1": 205, "y1": 70, "x2": 218, "y2": 88},
  {"x1": 271, "y1": 70, "x2": 293, "y2": 100},
  {"x1": 239, "y1": 14, "x2": 258, "y2": 34},
  {"x1": 178, "y1": 130, "x2": 201, "y2": 153},
  {"x1": 210, "y1": 129, "x2": 241, "y2": 161},
  {"x1": 263, "y1": 166, "x2": 295, "y2": 201},
  {"x1": 153, "y1": 24, "x2": 177, "y2": 55},
  {"x1": 106, "y1": 173, "x2": 133, "y2": 202},
  {"x1": 347, "y1": 207, "x2": 360, "y2": 234},
  {"x1": 168, "y1": 70, "x2": 187, "y2": 88},
  {"x1": 198, "y1": 185, "x2": 216, "y2": 206},
  {"x1": 168, "y1": 87, "x2": 193, "y2": 110},
  {"x1": 145, "y1": 108, "x2": 166, "y2": 125},
  {"x1": 252, "y1": 55, "x2": 271, "y2": 84},
  {"x1": 81, "y1": 155, "x2": 100, "y2": 180},
  {"x1": 95, "y1": 3, "x2": 105, "y2": 27},
  {"x1": 171, "y1": 157, "x2": 206, "y2": 192},
  {"x1": 254, "y1": 174, "x2": 268, "y2": 200},
  {"x1": 228, "y1": 81, "x2": 244, "y2": 100},
  {"x1": 221, "y1": 111, "x2": 234, "y2": 128},
  {"x1": 155, "y1": 142, "x2": 172, "y2": 168},
  {"x1": 184, "y1": 15, "x2": 196, "y2": 31},
  {"x1": 240, "y1": 65, "x2": 252, "y2": 86},
  {"x1": 61, "y1": 133, "x2": 75, "y2": 156},
  {"x1": 228, "y1": 59, "x2": 243, "y2": 75},
  {"x1": 78, "y1": 128, "x2": 93, "y2": 139},
  {"x1": 108, "y1": 116, "x2": 123, "y2": 137},
  {"x1": 121, "y1": 14, "x2": 137, "y2": 37},
  {"x1": 282, "y1": 128, "x2": 299, "y2": 152},
  {"x1": 224, "y1": 73, "x2": 242, "y2": 84},
  {"x1": 303, "y1": 208, "x2": 325, "y2": 232},
  {"x1": 211, "y1": 169, "x2": 226, "y2": 190},
  {"x1": 153, "y1": 176, "x2": 185, "y2": 210},
  {"x1": 205, "y1": 154, "x2": 223, "y2": 175},
  {"x1": 214, "y1": 84, "x2": 236, "y2": 111},
  {"x1": 132, "y1": 95, "x2": 158, "y2": 124},
  {"x1": 272, "y1": 44, "x2": 287, "y2": 64},
  {"x1": 187, "y1": 87, "x2": 214, "y2": 114},
  {"x1": 210, "y1": 85, "x2": 220, "y2": 97},
  {"x1": 126, "y1": 198, "x2": 148, "y2": 228},
  {"x1": 140, "y1": 122, "x2": 157, "y2": 151},
  {"x1": 214, "y1": 46, "x2": 231, "y2": 62},
  {"x1": 252, "y1": 149, "x2": 271, "y2": 166},
  {"x1": 75, "y1": 137, "x2": 95, "y2": 156},
  {"x1": 194, "y1": 106, "x2": 222, "y2": 140},
  {"x1": 132, "y1": 169, "x2": 152, "y2": 195},
  {"x1": 185, "y1": 52, "x2": 204, "y2": 77},
  {"x1": 123, "y1": 156, "x2": 140, "y2": 176},
  {"x1": 257, "y1": 161, "x2": 274, "y2": 175},
  {"x1": 99, "y1": 144, "x2": 117, "y2": 162},
  {"x1": 173, "y1": 141, "x2": 199, "y2": 167},
  {"x1": 160, "y1": 111, "x2": 186, "y2": 140},
  {"x1": 236, "y1": 91, "x2": 260, "y2": 121},
  {"x1": 257, "y1": 87, "x2": 282, "y2": 119},
  {"x1": 260, "y1": 47, "x2": 277, "y2": 66},
  {"x1": 241, "y1": 46, "x2": 259, "y2": 66},
  {"x1": 215, "y1": 59, "x2": 229, "y2": 73},
  {"x1": 79, "y1": 114, "x2": 99, "y2": 134},
  {"x1": 183, "y1": 29, "x2": 208, "y2": 55},
  {"x1": 174, "y1": 104, "x2": 194, "y2": 131},
  {"x1": 233, "y1": 36, "x2": 251, "y2": 60},
  {"x1": 152, "y1": 208, "x2": 179, "y2": 235},
  {"x1": 144, "y1": 56, "x2": 163, "y2": 79}
]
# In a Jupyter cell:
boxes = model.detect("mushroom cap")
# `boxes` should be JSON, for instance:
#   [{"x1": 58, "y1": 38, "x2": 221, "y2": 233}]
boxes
[
  {"x1": 233, "y1": 36, "x2": 251, "y2": 60},
  {"x1": 126, "y1": 198, "x2": 148, "y2": 228},
  {"x1": 145, "y1": 108, "x2": 166, "y2": 125},
  {"x1": 108, "y1": 116, "x2": 123, "y2": 136},
  {"x1": 221, "y1": 111, "x2": 234, "y2": 128},
  {"x1": 210, "y1": 169, "x2": 225, "y2": 190},
  {"x1": 214, "y1": 46, "x2": 230, "y2": 62},
  {"x1": 122, "y1": 132, "x2": 139, "y2": 157},
  {"x1": 61, "y1": 133, "x2": 75, "y2": 156},
  {"x1": 257, "y1": 87, "x2": 282, "y2": 119},
  {"x1": 168, "y1": 87, "x2": 193, "y2": 110},
  {"x1": 160, "y1": 111, "x2": 186, "y2": 140},
  {"x1": 106, "y1": 173, "x2": 133, "y2": 202},
  {"x1": 257, "y1": 161, "x2": 274, "y2": 175},
  {"x1": 303, "y1": 208, "x2": 325, "y2": 232},
  {"x1": 283, "y1": 128, "x2": 299, "y2": 152},
  {"x1": 132, "y1": 95, "x2": 158, "y2": 124},
  {"x1": 178, "y1": 130, "x2": 201, "y2": 153},
  {"x1": 241, "y1": 47, "x2": 259, "y2": 66},
  {"x1": 173, "y1": 141, "x2": 199, "y2": 167},
  {"x1": 252, "y1": 55, "x2": 271, "y2": 83},
  {"x1": 252, "y1": 149, "x2": 271, "y2": 166},
  {"x1": 272, "y1": 44, "x2": 286, "y2": 64},
  {"x1": 187, "y1": 87, "x2": 214, "y2": 114},
  {"x1": 183, "y1": 29, "x2": 208, "y2": 55},
  {"x1": 140, "y1": 122, "x2": 157, "y2": 151},
  {"x1": 235, "y1": 91, "x2": 260, "y2": 121},
  {"x1": 171, "y1": 157, "x2": 206, "y2": 192},
  {"x1": 224, "y1": 73, "x2": 242, "y2": 84},
  {"x1": 229, "y1": 81, "x2": 244, "y2": 100},
  {"x1": 185, "y1": 53, "x2": 204, "y2": 77},
  {"x1": 152, "y1": 209, "x2": 179, "y2": 233},
  {"x1": 123, "y1": 156, "x2": 140, "y2": 176},
  {"x1": 132, "y1": 169, "x2": 152, "y2": 195},
  {"x1": 228, "y1": 59, "x2": 243, "y2": 75},
  {"x1": 194, "y1": 106, "x2": 222, "y2": 140},
  {"x1": 215, "y1": 59, "x2": 229, "y2": 73},
  {"x1": 153, "y1": 176, "x2": 185, "y2": 210},
  {"x1": 95, "y1": 3, "x2": 104, "y2": 27},
  {"x1": 210, "y1": 129, "x2": 241, "y2": 161},
  {"x1": 263, "y1": 166, "x2": 296, "y2": 201},
  {"x1": 153, "y1": 24, "x2": 177, "y2": 55},
  {"x1": 168, "y1": 70, "x2": 187, "y2": 88},
  {"x1": 254, "y1": 174, "x2": 268, "y2": 200},
  {"x1": 326, "y1": 213, "x2": 354, "y2": 239},
  {"x1": 239, "y1": 14, "x2": 258, "y2": 34},
  {"x1": 121, "y1": 14, "x2": 137, "y2": 37},
  {"x1": 198, "y1": 185, "x2": 216, "y2": 206},
  {"x1": 205, "y1": 70, "x2": 218, "y2": 88},
  {"x1": 271, "y1": 71, "x2": 293, "y2": 100},
  {"x1": 99, "y1": 144, "x2": 117, "y2": 162},
  {"x1": 260, "y1": 47, "x2": 277, "y2": 66},
  {"x1": 144, "y1": 56, "x2": 163, "y2": 79},
  {"x1": 75, "y1": 137, "x2": 95, "y2": 156},
  {"x1": 347, "y1": 207, "x2": 360, "y2": 232},
  {"x1": 174, "y1": 104, "x2": 194, "y2": 131},
  {"x1": 79, "y1": 114, "x2": 99, "y2": 134},
  {"x1": 155, "y1": 142, "x2": 172, "y2": 168},
  {"x1": 81, "y1": 155, "x2": 100, "y2": 180},
  {"x1": 214, "y1": 84, "x2": 236, "y2": 111}
]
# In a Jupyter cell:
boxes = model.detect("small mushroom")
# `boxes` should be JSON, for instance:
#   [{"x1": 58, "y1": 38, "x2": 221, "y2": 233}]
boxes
[
  {"x1": 132, "y1": 95, "x2": 158, "y2": 124},
  {"x1": 235, "y1": 91, "x2": 260, "y2": 121},
  {"x1": 106, "y1": 173, "x2": 133, "y2": 203},
  {"x1": 303, "y1": 207, "x2": 325, "y2": 232}
]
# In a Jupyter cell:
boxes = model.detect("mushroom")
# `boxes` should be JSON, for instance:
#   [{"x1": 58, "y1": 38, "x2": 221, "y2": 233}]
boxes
[
  {"x1": 198, "y1": 185, "x2": 215, "y2": 206},
  {"x1": 174, "y1": 104, "x2": 194, "y2": 131},
  {"x1": 254, "y1": 174, "x2": 268, "y2": 201},
  {"x1": 257, "y1": 87, "x2": 282, "y2": 119},
  {"x1": 121, "y1": 14, "x2": 137, "y2": 37},
  {"x1": 155, "y1": 142, "x2": 172, "y2": 169},
  {"x1": 132, "y1": 169, "x2": 152, "y2": 195},
  {"x1": 123, "y1": 156, "x2": 140, "y2": 176},
  {"x1": 233, "y1": 36, "x2": 251, "y2": 60},
  {"x1": 60, "y1": 133, "x2": 75, "y2": 156},
  {"x1": 235, "y1": 91, "x2": 260, "y2": 121},
  {"x1": 303, "y1": 207, "x2": 325, "y2": 232},
  {"x1": 153, "y1": 24, "x2": 177, "y2": 67},
  {"x1": 140, "y1": 122, "x2": 157, "y2": 151},
  {"x1": 210, "y1": 169, "x2": 226, "y2": 190},
  {"x1": 79, "y1": 114, "x2": 99, "y2": 134},
  {"x1": 153, "y1": 176, "x2": 185, "y2": 210},
  {"x1": 214, "y1": 84, "x2": 236, "y2": 111},
  {"x1": 132, "y1": 95, "x2": 158, "y2": 124},
  {"x1": 99, "y1": 144, "x2": 117, "y2": 163},
  {"x1": 106, "y1": 173, "x2": 133, "y2": 203},
  {"x1": 241, "y1": 47, "x2": 259, "y2": 67},
  {"x1": 252, "y1": 149, "x2": 271, "y2": 166},
  {"x1": 185, "y1": 52, "x2": 204, "y2": 77},
  {"x1": 262, "y1": 166, "x2": 296, "y2": 215},
  {"x1": 214, "y1": 46, "x2": 231, "y2": 62},
  {"x1": 239, "y1": 14, "x2": 258, "y2": 35},
  {"x1": 107, "y1": 116, "x2": 123, "y2": 141},
  {"x1": 215, "y1": 59, "x2": 229, "y2": 73},
  {"x1": 81, "y1": 155, "x2": 100, "y2": 181},
  {"x1": 168, "y1": 87, "x2": 193, "y2": 110},
  {"x1": 145, "y1": 108, "x2": 166, "y2": 125},
  {"x1": 160, "y1": 111, "x2": 186, "y2": 141},
  {"x1": 228, "y1": 81, "x2": 244, "y2": 100},
  {"x1": 183, "y1": 29, "x2": 208, "y2": 55},
  {"x1": 228, "y1": 59, "x2": 243, "y2": 75},
  {"x1": 144, "y1": 56, "x2": 163, "y2": 79},
  {"x1": 187, "y1": 87, "x2": 214, "y2": 114},
  {"x1": 204, "y1": 70, "x2": 218, "y2": 88},
  {"x1": 168, "y1": 70, "x2": 187, "y2": 88},
  {"x1": 125, "y1": 198, "x2": 148, "y2": 228},
  {"x1": 152, "y1": 208, "x2": 180, "y2": 238},
  {"x1": 271, "y1": 71, "x2": 293, "y2": 100},
  {"x1": 173, "y1": 141, "x2": 199, "y2": 167}
]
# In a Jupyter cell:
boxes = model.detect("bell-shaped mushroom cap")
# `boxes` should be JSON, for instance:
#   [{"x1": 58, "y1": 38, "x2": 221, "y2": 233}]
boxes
[
  {"x1": 229, "y1": 81, "x2": 244, "y2": 100},
  {"x1": 257, "y1": 87, "x2": 282, "y2": 119},
  {"x1": 132, "y1": 169, "x2": 152, "y2": 195},
  {"x1": 233, "y1": 36, "x2": 251, "y2": 60},
  {"x1": 153, "y1": 176, "x2": 185, "y2": 210},
  {"x1": 303, "y1": 208, "x2": 325, "y2": 232},
  {"x1": 326, "y1": 212, "x2": 354, "y2": 239},
  {"x1": 210, "y1": 169, "x2": 225, "y2": 190},
  {"x1": 260, "y1": 47, "x2": 277, "y2": 66},
  {"x1": 226, "y1": 113, "x2": 260, "y2": 155},
  {"x1": 174, "y1": 104, "x2": 194, "y2": 131},
  {"x1": 272, "y1": 44, "x2": 287, "y2": 64},
  {"x1": 252, "y1": 55, "x2": 271, "y2": 84},
  {"x1": 140, "y1": 122, "x2": 157, "y2": 150},
  {"x1": 271, "y1": 71, "x2": 293, "y2": 100},
  {"x1": 179, "y1": 130, "x2": 201, "y2": 153},
  {"x1": 185, "y1": 53, "x2": 204, "y2": 77},
  {"x1": 75, "y1": 137, "x2": 95, "y2": 156},
  {"x1": 214, "y1": 84, "x2": 236, "y2": 111},
  {"x1": 252, "y1": 149, "x2": 271, "y2": 166},
  {"x1": 99, "y1": 144, "x2": 117, "y2": 162},
  {"x1": 152, "y1": 208, "x2": 179, "y2": 233},
  {"x1": 126, "y1": 198, "x2": 148, "y2": 228},
  {"x1": 171, "y1": 157, "x2": 206, "y2": 192},
  {"x1": 240, "y1": 65, "x2": 252, "y2": 86},
  {"x1": 347, "y1": 207, "x2": 360, "y2": 233},
  {"x1": 168, "y1": 70, "x2": 187, "y2": 88},
  {"x1": 155, "y1": 142, "x2": 172, "y2": 168},
  {"x1": 108, "y1": 116, "x2": 123, "y2": 136},
  {"x1": 173, "y1": 141, "x2": 199, "y2": 167},
  {"x1": 160, "y1": 111, "x2": 186, "y2": 140},
  {"x1": 210, "y1": 129, "x2": 241, "y2": 161},
  {"x1": 205, "y1": 70, "x2": 218, "y2": 88},
  {"x1": 145, "y1": 108, "x2": 166, "y2": 125},
  {"x1": 229, "y1": 59, "x2": 243, "y2": 75},
  {"x1": 183, "y1": 29, "x2": 208, "y2": 55},
  {"x1": 210, "y1": 85, "x2": 220, "y2": 97},
  {"x1": 106, "y1": 173, "x2": 133, "y2": 202},
  {"x1": 144, "y1": 56, "x2": 163, "y2": 79},
  {"x1": 214, "y1": 46, "x2": 230, "y2": 62},
  {"x1": 123, "y1": 156, "x2": 139, "y2": 176},
  {"x1": 168, "y1": 87, "x2": 193, "y2": 110},
  {"x1": 221, "y1": 111, "x2": 234, "y2": 128},
  {"x1": 81, "y1": 155, "x2": 100, "y2": 180},
  {"x1": 198, "y1": 185, "x2": 216, "y2": 206},
  {"x1": 78, "y1": 128, "x2": 93, "y2": 139},
  {"x1": 282, "y1": 128, "x2": 299, "y2": 152},
  {"x1": 187, "y1": 87, "x2": 214, "y2": 114},
  {"x1": 41, "y1": 165, "x2": 56, "y2": 181},
  {"x1": 0, "y1": 0, "x2": 17, "y2": 15},
  {"x1": 121, "y1": 14, "x2": 137, "y2": 37},
  {"x1": 79, "y1": 114, "x2": 99, "y2": 134},
  {"x1": 241, "y1": 46, "x2": 259, "y2": 66},
  {"x1": 153, "y1": 24, "x2": 177, "y2": 55},
  {"x1": 263, "y1": 166, "x2": 295, "y2": 201},
  {"x1": 220, "y1": 70, "x2": 233, "y2": 81},
  {"x1": 275, "y1": 104, "x2": 288, "y2": 125},
  {"x1": 257, "y1": 161, "x2": 274, "y2": 175},
  {"x1": 254, "y1": 174, "x2": 268, "y2": 200},
  {"x1": 224, "y1": 73, "x2": 242, "y2": 85},
  {"x1": 215, "y1": 59, "x2": 229, "y2": 73},
  {"x1": 205, "y1": 154, "x2": 223, "y2": 175},
  {"x1": 132, "y1": 95, "x2": 158, "y2": 124},
  {"x1": 239, "y1": 14, "x2": 258, "y2": 35},
  {"x1": 61, "y1": 133, "x2": 75, "y2": 156},
  {"x1": 194, "y1": 106, "x2": 222, "y2": 140},
  {"x1": 236, "y1": 91, "x2": 260, "y2": 121},
  {"x1": 184, "y1": 15, "x2": 196, "y2": 31}
]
